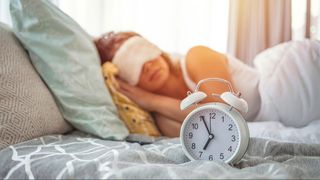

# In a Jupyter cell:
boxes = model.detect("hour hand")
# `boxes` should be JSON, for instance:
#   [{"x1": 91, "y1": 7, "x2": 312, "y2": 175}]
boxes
[
  {"x1": 203, "y1": 138, "x2": 212, "y2": 150},
  {"x1": 200, "y1": 116, "x2": 210, "y2": 134},
  {"x1": 203, "y1": 134, "x2": 214, "y2": 150}
]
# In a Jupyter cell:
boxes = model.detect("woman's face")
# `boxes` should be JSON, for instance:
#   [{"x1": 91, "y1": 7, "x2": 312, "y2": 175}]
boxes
[{"x1": 137, "y1": 55, "x2": 170, "y2": 92}]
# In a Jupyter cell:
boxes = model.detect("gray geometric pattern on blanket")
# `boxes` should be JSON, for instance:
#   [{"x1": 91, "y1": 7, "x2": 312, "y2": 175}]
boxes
[{"x1": 0, "y1": 132, "x2": 320, "y2": 179}]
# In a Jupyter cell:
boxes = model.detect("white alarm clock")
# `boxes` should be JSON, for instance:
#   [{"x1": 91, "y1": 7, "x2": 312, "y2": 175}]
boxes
[{"x1": 180, "y1": 78, "x2": 249, "y2": 164}]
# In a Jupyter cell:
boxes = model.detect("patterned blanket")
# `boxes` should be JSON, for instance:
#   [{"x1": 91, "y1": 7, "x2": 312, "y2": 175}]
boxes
[{"x1": 1, "y1": 131, "x2": 320, "y2": 179}]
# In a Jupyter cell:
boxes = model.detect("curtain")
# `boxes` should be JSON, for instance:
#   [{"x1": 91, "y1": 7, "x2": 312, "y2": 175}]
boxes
[
  {"x1": 292, "y1": 0, "x2": 320, "y2": 40},
  {"x1": 2, "y1": 0, "x2": 319, "y2": 60},
  {"x1": 227, "y1": 0, "x2": 292, "y2": 65},
  {"x1": 54, "y1": 0, "x2": 230, "y2": 55},
  {"x1": 228, "y1": 0, "x2": 320, "y2": 65}
]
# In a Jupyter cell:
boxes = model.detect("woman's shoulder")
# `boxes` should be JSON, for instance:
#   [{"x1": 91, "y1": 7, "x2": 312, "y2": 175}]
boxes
[{"x1": 185, "y1": 45, "x2": 228, "y2": 73}]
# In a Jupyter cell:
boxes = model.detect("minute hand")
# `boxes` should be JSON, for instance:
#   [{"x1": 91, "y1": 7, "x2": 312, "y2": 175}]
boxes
[{"x1": 200, "y1": 116, "x2": 210, "y2": 134}]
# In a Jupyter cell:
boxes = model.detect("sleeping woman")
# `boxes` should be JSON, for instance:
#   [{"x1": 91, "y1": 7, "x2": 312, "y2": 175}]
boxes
[{"x1": 95, "y1": 31, "x2": 320, "y2": 137}]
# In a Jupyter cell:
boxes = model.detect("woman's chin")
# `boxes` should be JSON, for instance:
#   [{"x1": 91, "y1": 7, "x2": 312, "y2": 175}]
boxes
[{"x1": 147, "y1": 78, "x2": 167, "y2": 92}]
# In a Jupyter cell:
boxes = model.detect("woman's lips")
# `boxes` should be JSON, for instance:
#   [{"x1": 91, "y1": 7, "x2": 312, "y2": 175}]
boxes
[{"x1": 149, "y1": 68, "x2": 161, "y2": 81}]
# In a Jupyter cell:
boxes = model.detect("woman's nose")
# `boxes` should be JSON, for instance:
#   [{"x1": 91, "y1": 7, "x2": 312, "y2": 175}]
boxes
[{"x1": 143, "y1": 60, "x2": 153, "y2": 73}]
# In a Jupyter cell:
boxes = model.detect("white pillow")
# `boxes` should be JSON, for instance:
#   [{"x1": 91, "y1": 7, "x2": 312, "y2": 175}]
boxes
[
  {"x1": 226, "y1": 55, "x2": 261, "y2": 121},
  {"x1": 253, "y1": 40, "x2": 320, "y2": 127}
]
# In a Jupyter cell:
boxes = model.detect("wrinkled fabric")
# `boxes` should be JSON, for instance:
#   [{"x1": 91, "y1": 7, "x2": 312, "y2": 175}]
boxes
[
  {"x1": 254, "y1": 40, "x2": 320, "y2": 127},
  {"x1": 1, "y1": 129, "x2": 320, "y2": 179}
]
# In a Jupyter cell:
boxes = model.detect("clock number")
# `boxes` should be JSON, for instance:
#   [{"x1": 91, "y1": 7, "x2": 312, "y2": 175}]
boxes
[
  {"x1": 209, "y1": 112, "x2": 216, "y2": 120},
  {"x1": 219, "y1": 153, "x2": 224, "y2": 160},
  {"x1": 192, "y1": 123, "x2": 198, "y2": 130},
  {"x1": 228, "y1": 124, "x2": 233, "y2": 131},
  {"x1": 191, "y1": 143, "x2": 196, "y2": 149},
  {"x1": 199, "y1": 151, "x2": 203, "y2": 157},
  {"x1": 188, "y1": 132, "x2": 193, "y2": 139},
  {"x1": 231, "y1": 135, "x2": 236, "y2": 142},
  {"x1": 222, "y1": 116, "x2": 224, "y2": 122},
  {"x1": 209, "y1": 155, "x2": 213, "y2": 161},
  {"x1": 228, "y1": 146, "x2": 232, "y2": 152}
]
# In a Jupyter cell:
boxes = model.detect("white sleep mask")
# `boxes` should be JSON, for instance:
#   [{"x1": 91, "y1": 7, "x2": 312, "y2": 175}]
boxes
[{"x1": 112, "y1": 36, "x2": 162, "y2": 85}]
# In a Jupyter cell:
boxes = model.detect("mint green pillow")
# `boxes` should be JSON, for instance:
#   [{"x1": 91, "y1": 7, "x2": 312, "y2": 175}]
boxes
[{"x1": 10, "y1": 0, "x2": 129, "y2": 140}]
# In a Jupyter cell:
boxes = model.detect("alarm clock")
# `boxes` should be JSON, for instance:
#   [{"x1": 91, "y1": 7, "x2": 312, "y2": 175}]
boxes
[{"x1": 180, "y1": 78, "x2": 249, "y2": 164}]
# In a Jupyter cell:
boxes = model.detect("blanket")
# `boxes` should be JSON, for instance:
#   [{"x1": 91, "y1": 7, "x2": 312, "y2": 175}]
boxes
[{"x1": 0, "y1": 130, "x2": 319, "y2": 179}]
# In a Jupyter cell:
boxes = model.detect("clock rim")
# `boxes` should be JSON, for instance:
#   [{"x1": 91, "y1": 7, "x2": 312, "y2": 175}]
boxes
[{"x1": 180, "y1": 102, "x2": 250, "y2": 164}]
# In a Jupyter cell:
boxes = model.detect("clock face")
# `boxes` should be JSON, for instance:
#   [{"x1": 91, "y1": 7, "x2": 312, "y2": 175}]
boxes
[{"x1": 181, "y1": 107, "x2": 240, "y2": 162}]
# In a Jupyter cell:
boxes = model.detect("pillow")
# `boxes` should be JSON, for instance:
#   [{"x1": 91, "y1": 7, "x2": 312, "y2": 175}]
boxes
[
  {"x1": 226, "y1": 54, "x2": 261, "y2": 121},
  {"x1": 0, "y1": 23, "x2": 72, "y2": 150},
  {"x1": 253, "y1": 40, "x2": 320, "y2": 127},
  {"x1": 102, "y1": 62, "x2": 161, "y2": 136},
  {"x1": 10, "y1": 0, "x2": 129, "y2": 140}
]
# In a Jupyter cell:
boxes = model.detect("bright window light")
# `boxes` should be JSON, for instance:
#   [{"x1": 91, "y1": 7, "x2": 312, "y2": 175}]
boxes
[
  {"x1": 292, "y1": 0, "x2": 320, "y2": 40},
  {"x1": 57, "y1": 0, "x2": 230, "y2": 54}
]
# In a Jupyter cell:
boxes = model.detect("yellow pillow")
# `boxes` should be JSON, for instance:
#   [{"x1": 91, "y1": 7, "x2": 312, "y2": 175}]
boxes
[{"x1": 102, "y1": 62, "x2": 161, "y2": 136}]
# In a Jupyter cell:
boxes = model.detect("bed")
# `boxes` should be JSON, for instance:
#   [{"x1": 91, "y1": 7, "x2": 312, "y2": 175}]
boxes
[
  {"x1": 1, "y1": 120, "x2": 320, "y2": 179},
  {"x1": 2, "y1": 1, "x2": 320, "y2": 177}
]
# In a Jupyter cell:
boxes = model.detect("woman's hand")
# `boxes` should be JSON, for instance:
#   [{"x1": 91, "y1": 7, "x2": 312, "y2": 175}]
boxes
[
  {"x1": 116, "y1": 79, "x2": 158, "y2": 112},
  {"x1": 154, "y1": 113, "x2": 181, "y2": 137}
]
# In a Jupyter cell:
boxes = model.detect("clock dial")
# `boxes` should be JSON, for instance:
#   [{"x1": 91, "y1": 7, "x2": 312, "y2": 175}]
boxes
[{"x1": 182, "y1": 108, "x2": 240, "y2": 162}]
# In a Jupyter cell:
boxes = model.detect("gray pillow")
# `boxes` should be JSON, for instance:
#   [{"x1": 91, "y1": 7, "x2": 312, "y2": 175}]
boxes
[
  {"x1": 0, "y1": 23, "x2": 72, "y2": 150},
  {"x1": 10, "y1": 0, "x2": 129, "y2": 140}
]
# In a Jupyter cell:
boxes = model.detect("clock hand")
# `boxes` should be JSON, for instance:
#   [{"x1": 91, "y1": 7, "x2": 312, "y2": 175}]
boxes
[
  {"x1": 200, "y1": 116, "x2": 210, "y2": 135},
  {"x1": 203, "y1": 134, "x2": 214, "y2": 150},
  {"x1": 209, "y1": 117, "x2": 212, "y2": 133},
  {"x1": 203, "y1": 138, "x2": 211, "y2": 150},
  {"x1": 201, "y1": 116, "x2": 215, "y2": 150}
]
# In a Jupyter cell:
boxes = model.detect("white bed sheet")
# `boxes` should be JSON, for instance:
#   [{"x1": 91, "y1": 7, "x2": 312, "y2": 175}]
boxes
[{"x1": 248, "y1": 119, "x2": 320, "y2": 144}]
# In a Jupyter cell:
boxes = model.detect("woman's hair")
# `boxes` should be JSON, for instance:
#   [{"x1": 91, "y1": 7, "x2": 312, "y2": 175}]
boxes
[{"x1": 94, "y1": 31, "x2": 179, "y2": 75}]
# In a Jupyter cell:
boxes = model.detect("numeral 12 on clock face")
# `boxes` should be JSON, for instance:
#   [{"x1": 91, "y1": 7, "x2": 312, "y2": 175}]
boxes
[{"x1": 183, "y1": 108, "x2": 240, "y2": 161}]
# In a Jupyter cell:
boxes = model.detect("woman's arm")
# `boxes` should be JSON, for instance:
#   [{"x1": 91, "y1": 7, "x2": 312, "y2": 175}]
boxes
[
  {"x1": 117, "y1": 79, "x2": 193, "y2": 122},
  {"x1": 154, "y1": 113, "x2": 181, "y2": 137},
  {"x1": 151, "y1": 94, "x2": 196, "y2": 122}
]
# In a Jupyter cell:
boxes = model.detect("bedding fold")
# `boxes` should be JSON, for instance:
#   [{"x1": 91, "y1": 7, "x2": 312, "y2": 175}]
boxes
[{"x1": 1, "y1": 131, "x2": 320, "y2": 179}]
